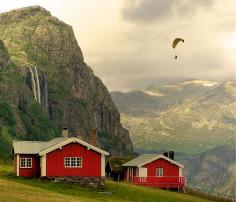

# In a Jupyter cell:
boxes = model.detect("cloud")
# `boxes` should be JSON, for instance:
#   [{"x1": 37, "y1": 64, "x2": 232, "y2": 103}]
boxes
[
  {"x1": 121, "y1": 0, "x2": 215, "y2": 23},
  {"x1": 92, "y1": 44, "x2": 235, "y2": 91},
  {"x1": 121, "y1": 0, "x2": 175, "y2": 23}
]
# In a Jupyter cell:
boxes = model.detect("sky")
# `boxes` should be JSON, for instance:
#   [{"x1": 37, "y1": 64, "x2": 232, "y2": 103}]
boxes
[{"x1": 0, "y1": 0, "x2": 235, "y2": 91}]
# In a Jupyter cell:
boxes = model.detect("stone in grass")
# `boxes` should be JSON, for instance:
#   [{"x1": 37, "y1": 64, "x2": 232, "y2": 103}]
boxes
[{"x1": 98, "y1": 192, "x2": 112, "y2": 195}]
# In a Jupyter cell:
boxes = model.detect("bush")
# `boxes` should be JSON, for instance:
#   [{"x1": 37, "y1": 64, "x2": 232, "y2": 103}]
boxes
[
  {"x1": 20, "y1": 102, "x2": 58, "y2": 141},
  {"x1": 0, "y1": 126, "x2": 12, "y2": 163},
  {"x1": 0, "y1": 101, "x2": 16, "y2": 127}
]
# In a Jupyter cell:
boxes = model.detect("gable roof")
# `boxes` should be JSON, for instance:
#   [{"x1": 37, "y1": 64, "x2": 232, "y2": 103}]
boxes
[
  {"x1": 122, "y1": 154, "x2": 184, "y2": 168},
  {"x1": 13, "y1": 137, "x2": 109, "y2": 156},
  {"x1": 39, "y1": 137, "x2": 109, "y2": 156}
]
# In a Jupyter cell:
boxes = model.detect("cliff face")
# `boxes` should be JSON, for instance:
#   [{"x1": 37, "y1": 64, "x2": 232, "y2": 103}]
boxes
[
  {"x1": 0, "y1": 6, "x2": 133, "y2": 156},
  {"x1": 180, "y1": 145, "x2": 235, "y2": 196}
]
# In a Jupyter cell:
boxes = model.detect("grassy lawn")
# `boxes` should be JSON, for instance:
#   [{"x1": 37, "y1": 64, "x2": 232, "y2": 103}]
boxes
[{"x1": 0, "y1": 165, "x2": 214, "y2": 202}]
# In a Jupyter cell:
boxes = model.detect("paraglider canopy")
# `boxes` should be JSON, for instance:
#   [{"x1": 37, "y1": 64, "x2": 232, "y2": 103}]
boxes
[
  {"x1": 172, "y1": 38, "x2": 184, "y2": 59},
  {"x1": 172, "y1": 38, "x2": 184, "y2": 49}
]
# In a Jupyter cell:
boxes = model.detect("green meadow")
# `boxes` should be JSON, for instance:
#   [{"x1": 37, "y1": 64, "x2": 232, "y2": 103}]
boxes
[{"x1": 0, "y1": 165, "x2": 215, "y2": 202}]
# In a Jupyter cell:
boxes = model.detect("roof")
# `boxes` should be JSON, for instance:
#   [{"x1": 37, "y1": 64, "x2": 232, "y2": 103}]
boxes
[
  {"x1": 13, "y1": 137, "x2": 109, "y2": 156},
  {"x1": 122, "y1": 154, "x2": 184, "y2": 168}
]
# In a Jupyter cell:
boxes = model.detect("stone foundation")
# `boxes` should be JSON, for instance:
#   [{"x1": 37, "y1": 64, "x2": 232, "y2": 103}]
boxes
[{"x1": 40, "y1": 176, "x2": 105, "y2": 188}]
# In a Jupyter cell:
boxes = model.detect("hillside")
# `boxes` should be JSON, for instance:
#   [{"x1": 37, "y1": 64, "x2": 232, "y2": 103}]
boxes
[
  {"x1": 0, "y1": 165, "x2": 214, "y2": 202},
  {"x1": 0, "y1": 6, "x2": 133, "y2": 158},
  {"x1": 178, "y1": 145, "x2": 236, "y2": 197},
  {"x1": 111, "y1": 80, "x2": 236, "y2": 154}
]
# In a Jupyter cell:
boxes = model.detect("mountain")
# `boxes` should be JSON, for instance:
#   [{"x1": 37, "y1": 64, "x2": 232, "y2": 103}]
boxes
[
  {"x1": 111, "y1": 79, "x2": 219, "y2": 117},
  {"x1": 111, "y1": 79, "x2": 236, "y2": 154},
  {"x1": 179, "y1": 145, "x2": 236, "y2": 197},
  {"x1": 0, "y1": 6, "x2": 133, "y2": 159}
]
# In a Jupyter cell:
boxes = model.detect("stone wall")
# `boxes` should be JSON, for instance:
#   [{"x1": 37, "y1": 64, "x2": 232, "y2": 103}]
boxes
[{"x1": 40, "y1": 176, "x2": 105, "y2": 189}]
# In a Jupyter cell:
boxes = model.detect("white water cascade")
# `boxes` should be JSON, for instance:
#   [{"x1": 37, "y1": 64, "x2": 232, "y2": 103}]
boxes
[
  {"x1": 34, "y1": 66, "x2": 41, "y2": 104},
  {"x1": 29, "y1": 67, "x2": 38, "y2": 102},
  {"x1": 29, "y1": 67, "x2": 41, "y2": 104}
]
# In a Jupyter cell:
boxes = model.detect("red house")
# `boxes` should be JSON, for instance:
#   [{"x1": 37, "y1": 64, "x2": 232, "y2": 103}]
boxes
[
  {"x1": 122, "y1": 154, "x2": 185, "y2": 189},
  {"x1": 12, "y1": 136, "x2": 109, "y2": 178}
]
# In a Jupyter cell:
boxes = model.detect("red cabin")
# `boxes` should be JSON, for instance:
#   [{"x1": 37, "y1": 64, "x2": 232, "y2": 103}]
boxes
[
  {"x1": 122, "y1": 154, "x2": 185, "y2": 189},
  {"x1": 12, "y1": 137, "x2": 109, "y2": 178}
]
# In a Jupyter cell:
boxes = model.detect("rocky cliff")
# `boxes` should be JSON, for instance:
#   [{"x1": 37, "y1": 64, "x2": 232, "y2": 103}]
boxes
[
  {"x1": 179, "y1": 145, "x2": 235, "y2": 197},
  {"x1": 0, "y1": 6, "x2": 133, "y2": 157}
]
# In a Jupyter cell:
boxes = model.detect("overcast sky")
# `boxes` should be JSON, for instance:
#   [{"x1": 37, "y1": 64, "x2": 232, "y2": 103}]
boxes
[{"x1": 0, "y1": 0, "x2": 235, "y2": 91}]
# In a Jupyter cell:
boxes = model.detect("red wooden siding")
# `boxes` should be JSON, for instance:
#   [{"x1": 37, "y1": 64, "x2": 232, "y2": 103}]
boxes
[
  {"x1": 46, "y1": 142, "x2": 101, "y2": 177},
  {"x1": 19, "y1": 154, "x2": 40, "y2": 177},
  {"x1": 144, "y1": 158, "x2": 179, "y2": 177}
]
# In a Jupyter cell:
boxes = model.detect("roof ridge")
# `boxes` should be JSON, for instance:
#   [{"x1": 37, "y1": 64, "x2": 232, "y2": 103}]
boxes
[
  {"x1": 14, "y1": 140, "x2": 47, "y2": 143},
  {"x1": 122, "y1": 153, "x2": 184, "y2": 168}
]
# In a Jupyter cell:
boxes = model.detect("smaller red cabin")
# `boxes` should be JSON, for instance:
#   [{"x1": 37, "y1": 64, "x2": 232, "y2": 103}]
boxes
[{"x1": 122, "y1": 154, "x2": 185, "y2": 189}]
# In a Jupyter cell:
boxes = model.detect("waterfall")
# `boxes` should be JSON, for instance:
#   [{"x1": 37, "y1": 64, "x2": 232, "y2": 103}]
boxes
[
  {"x1": 28, "y1": 67, "x2": 49, "y2": 114},
  {"x1": 44, "y1": 77, "x2": 49, "y2": 114},
  {"x1": 29, "y1": 67, "x2": 37, "y2": 102},
  {"x1": 34, "y1": 67, "x2": 41, "y2": 104}
]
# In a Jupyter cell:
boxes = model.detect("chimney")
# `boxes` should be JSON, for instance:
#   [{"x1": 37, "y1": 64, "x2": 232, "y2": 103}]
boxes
[
  {"x1": 62, "y1": 127, "x2": 69, "y2": 138},
  {"x1": 163, "y1": 151, "x2": 168, "y2": 157},
  {"x1": 88, "y1": 129, "x2": 97, "y2": 146},
  {"x1": 169, "y1": 151, "x2": 175, "y2": 160}
]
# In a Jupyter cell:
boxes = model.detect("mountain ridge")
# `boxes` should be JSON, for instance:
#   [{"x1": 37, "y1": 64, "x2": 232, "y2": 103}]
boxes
[
  {"x1": 179, "y1": 144, "x2": 235, "y2": 197},
  {"x1": 111, "y1": 79, "x2": 236, "y2": 154}
]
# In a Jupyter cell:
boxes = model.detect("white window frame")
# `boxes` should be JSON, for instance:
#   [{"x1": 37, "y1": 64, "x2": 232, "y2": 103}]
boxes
[
  {"x1": 20, "y1": 158, "x2": 32, "y2": 168},
  {"x1": 64, "y1": 157, "x2": 82, "y2": 168},
  {"x1": 156, "y1": 167, "x2": 164, "y2": 177}
]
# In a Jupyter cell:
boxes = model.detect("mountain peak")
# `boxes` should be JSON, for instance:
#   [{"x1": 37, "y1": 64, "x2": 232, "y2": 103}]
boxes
[
  {"x1": 0, "y1": 6, "x2": 51, "y2": 24},
  {"x1": 220, "y1": 80, "x2": 236, "y2": 96},
  {"x1": 222, "y1": 80, "x2": 236, "y2": 87},
  {"x1": 178, "y1": 79, "x2": 219, "y2": 87}
]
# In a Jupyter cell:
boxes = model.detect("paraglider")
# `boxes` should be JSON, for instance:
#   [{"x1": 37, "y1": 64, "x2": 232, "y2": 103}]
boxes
[{"x1": 172, "y1": 38, "x2": 184, "y2": 59}]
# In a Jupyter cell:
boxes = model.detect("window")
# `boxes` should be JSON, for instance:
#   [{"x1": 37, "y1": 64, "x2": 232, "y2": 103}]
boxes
[
  {"x1": 156, "y1": 168, "x2": 163, "y2": 176},
  {"x1": 64, "y1": 157, "x2": 82, "y2": 168},
  {"x1": 20, "y1": 158, "x2": 32, "y2": 168}
]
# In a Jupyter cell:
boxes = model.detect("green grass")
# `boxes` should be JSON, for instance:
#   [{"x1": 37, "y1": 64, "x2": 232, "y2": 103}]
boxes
[{"x1": 0, "y1": 165, "x2": 214, "y2": 202}]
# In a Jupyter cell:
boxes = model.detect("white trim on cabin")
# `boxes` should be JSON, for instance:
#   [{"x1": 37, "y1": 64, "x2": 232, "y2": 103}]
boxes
[
  {"x1": 40, "y1": 155, "x2": 46, "y2": 177},
  {"x1": 101, "y1": 154, "x2": 105, "y2": 177},
  {"x1": 38, "y1": 137, "x2": 109, "y2": 156},
  {"x1": 16, "y1": 154, "x2": 19, "y2": 176},
  {"x1": 126, "y1": 168, "x2": 129, "y2": 180},
  {"x1": 179, "y1": 167, "x2": 183, "y2": 177},
  {"x1": 137, "y1": 155, "x2": 184, "y2": 168}
]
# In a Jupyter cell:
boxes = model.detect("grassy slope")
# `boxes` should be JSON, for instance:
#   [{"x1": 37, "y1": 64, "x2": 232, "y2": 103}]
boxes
[{"x1": 0, "y1": 165, "x2": 214, "y2": 202}]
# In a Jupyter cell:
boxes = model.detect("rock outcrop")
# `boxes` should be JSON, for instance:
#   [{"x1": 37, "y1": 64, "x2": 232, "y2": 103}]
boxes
[
  {"x1": 0, "y1": 40, "x2": 9, "y2": 69},
  {"x1": 0, "y1": 6, "x2": 133, "y2": 156}
]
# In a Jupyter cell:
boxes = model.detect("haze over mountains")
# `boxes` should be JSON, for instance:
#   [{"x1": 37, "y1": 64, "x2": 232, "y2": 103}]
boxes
[{"x1": 111, "y1": 79, "x2": 236, "y2": 154}]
